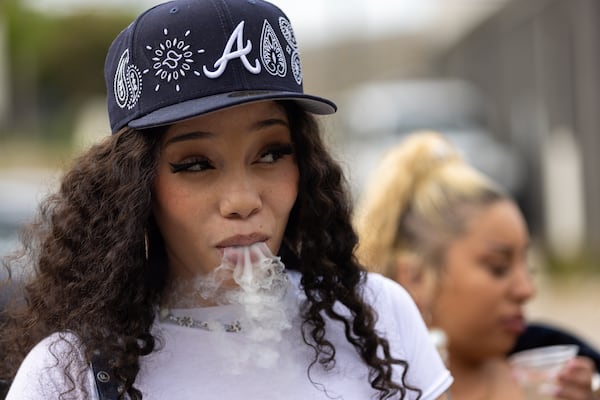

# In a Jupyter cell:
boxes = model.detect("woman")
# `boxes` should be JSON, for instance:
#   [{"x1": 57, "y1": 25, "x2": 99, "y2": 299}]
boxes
[
  {"x1": 354, "y1": 131, "x2": 598, "y2": 399},
  {"x1": 0, "y1": 1, "x2": 451, "y2": 399}
]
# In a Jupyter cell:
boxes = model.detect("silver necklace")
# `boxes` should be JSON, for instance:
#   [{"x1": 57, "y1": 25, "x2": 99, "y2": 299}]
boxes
[{"x1": 159, "y1": 309, "x2": 242, "y2": 333}]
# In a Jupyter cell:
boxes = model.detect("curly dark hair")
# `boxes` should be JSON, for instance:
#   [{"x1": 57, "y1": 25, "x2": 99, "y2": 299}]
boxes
[{"x1": 0, "y1": 101, "x2": 420, "y2": 399}]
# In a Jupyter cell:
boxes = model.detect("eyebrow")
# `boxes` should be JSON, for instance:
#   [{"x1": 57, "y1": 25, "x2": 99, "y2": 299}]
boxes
[
  {"x1": 164, "y1": 117, "x2": 289, "y2": 147},
  {"x1": 251, "y1": 117, "x2": 289, "y2": 131},
  {"x1": 486, "y1": 246, "x2": 512, "y2": 257},
  {"x1": 164, "y1": 131, "x2": 213, "y2": 146},
  {"x1": 484, "y1": 240, "x2": 531, "y2": 256}
]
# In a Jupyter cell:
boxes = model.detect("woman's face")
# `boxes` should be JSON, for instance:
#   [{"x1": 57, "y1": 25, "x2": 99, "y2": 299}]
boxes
[
  {"x1": 152, "y1": 101, "x2": 299, "y2": 278},
  {"x1": 431, "y1": 199, "x2": 535, "y2": 361}
]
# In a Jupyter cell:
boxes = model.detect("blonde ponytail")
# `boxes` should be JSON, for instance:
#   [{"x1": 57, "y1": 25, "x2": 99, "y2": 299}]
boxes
[{"x1": 354, "y1": 131, "x2": 504, "y2": 277}]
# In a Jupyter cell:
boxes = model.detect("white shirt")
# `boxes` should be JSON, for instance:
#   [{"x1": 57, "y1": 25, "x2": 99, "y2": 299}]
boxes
[{"x1": 7, "y1": 272, "x2": 452, "y2": 400}]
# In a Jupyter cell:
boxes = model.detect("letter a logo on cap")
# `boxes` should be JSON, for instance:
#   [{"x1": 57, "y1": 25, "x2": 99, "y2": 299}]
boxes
[{"x1": 203, "y1": 21, "x2": 261, "y2": 78}]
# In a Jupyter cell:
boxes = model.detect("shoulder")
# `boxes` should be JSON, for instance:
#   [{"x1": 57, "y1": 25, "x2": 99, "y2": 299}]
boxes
[
  {"x1": 359, "y1": 272, "x2": 426, "y2": 349},
  {"x1": 361, "y1": 271, "x2": 415, "y2": 310},
  {"x1": 289, "y1": 270, "x2": 415, "y2": 311},
  {"x1": 6, "y1": 332, "x2": 96, "y2": 400},
  {"x1": 363, "y1": 273, "x2": 454, "y2": 399},
  {"x1": 362, "y1": 270, "x2": 405, "y2": 291},
  {"x1": 21, "y1": 331, "x2": 85, "y2": 366}
]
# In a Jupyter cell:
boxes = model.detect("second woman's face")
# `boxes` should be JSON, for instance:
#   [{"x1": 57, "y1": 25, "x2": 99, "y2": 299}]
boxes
[
  {"x1": 152, "y1": 101, "x2": 299, "y2": 278},
  {"x1": 431, "y1": 200, "x2": 535, "y2": 361}
]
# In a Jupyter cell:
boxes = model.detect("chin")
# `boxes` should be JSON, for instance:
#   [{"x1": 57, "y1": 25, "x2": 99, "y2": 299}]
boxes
[{"x1": 495, "y1": 336, "x2": 519, "y2": 355}]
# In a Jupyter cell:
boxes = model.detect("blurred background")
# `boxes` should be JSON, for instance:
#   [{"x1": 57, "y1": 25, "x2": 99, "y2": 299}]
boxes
[{"x1": 0, "y1": 0, "x2": 598, "y2": 346}]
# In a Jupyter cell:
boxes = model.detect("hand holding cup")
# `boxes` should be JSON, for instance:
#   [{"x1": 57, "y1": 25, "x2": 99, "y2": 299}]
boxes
[{"x1": 509, "y1": 345, "x2": 579, "y2": 399}]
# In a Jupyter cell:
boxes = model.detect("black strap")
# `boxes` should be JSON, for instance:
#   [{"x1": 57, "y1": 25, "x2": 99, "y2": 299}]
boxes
[
  {"x1": 0, "y1": 378, "x2": 11, "y2": 400},
  {"x1": 90, "y1": 354, "x2": 121, "y2": 400},
  {"x1": 510, "y1": 322, "x2": 600, "y2": 371}
]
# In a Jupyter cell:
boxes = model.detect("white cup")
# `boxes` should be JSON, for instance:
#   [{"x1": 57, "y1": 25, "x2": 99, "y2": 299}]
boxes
[{"x1": 509, "y1": 345, "x2": 579, "y2": 400}]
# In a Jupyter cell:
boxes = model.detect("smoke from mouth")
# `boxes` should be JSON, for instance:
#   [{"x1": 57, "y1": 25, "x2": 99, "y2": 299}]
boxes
[{"x1": 164, "y1": 242, "x2": 302, "y2": 373}]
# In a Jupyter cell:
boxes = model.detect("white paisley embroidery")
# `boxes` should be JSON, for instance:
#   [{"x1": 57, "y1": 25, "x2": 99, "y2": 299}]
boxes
[
  {"x1": 125, "y1": 64, "x2": 142, "y2": 109},
  {"x1": 278, "y1": 17, "x2": 301, "y2": 85},
  {"x1": 260, "y1": 20, "x2": 286, "y2": 77},
  {"x1": 114, "y1": 49, "x2": 142, "y2": 110},
  {"x1": 146, "y1": 28, "x2": 205, "y2": 92},
  {"x1": 278, "y1": 17, "x2": 298, "y2": 50},
  {"x1": 289, "y1": 52, "x2": 302, "y2": 86}
]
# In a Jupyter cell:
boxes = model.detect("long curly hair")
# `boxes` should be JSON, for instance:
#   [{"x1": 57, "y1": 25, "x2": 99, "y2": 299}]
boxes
[{"x1": 0, "y1": 102, "x2": 419, "y2": 399}]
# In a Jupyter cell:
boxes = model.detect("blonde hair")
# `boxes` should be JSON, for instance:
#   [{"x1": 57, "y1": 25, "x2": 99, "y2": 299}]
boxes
[{"x1": 354, "y1": 131, "x2": 506, "y2": 277}]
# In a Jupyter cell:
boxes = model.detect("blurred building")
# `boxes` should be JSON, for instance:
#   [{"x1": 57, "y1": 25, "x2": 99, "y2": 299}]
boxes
[
  {"x1": 332, "y1": 78, "x2": 525, "y2": 208},
  {"x1": 440, "y1": 0, "x2": 600, "y2": 259},
  {"x1": 298, "y1": 0, "x2": 599, "y2": 263}
]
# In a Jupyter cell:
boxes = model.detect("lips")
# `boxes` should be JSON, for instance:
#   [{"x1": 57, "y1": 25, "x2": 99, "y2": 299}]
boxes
[
  {"x1": 216, "y1": 233, "x2": 269, "y2": 248},
  {"x1": 502, "y1": 314, "x2": 526, "y2": 335}
]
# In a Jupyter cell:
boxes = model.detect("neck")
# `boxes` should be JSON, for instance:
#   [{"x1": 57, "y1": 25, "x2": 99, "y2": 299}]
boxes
[
  {"x1": 448, "y1": 352, "x2": 525, "y2": 400},
  {"x1": 448, "y1": 353, "x2": 500, "y2": 400},
  {"x1": 450, "y1": 354, "x2": 495, "y2": 377}
]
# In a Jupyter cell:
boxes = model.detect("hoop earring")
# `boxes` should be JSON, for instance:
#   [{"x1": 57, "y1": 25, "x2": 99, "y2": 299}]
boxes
[{"x1": 144, "y1": 230, "x2": 149, "y2": 261}]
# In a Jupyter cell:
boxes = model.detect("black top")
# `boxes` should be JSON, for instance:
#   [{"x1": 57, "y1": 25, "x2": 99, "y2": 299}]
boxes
[{"x1": 510, "y1": 321, "x2": 600, "y2": 371}]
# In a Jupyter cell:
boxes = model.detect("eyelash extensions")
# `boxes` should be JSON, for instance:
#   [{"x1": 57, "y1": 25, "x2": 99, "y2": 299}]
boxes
[{"x1": 169, "y1": 143, "x2": 294, "y2": 173}]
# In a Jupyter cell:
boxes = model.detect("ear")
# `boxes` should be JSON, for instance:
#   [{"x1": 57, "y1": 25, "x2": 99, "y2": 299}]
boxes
[
  {"x1": 392, "y1": 258, "x2": 412, "y2": 286},
  {"x1": 391, "y1": 255, "x2": 424, "y2": 287},
  {"x1": 391, "y1": 255, "x2": 435, "y2": 324}
]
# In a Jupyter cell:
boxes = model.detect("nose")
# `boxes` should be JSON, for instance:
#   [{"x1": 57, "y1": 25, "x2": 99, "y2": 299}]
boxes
[
  {"x1": 510, "y1": 263, "x2": 536, "y2": 303},
  {"x1": 218, "y1": 173, "x2": 262, "y2": 219}
]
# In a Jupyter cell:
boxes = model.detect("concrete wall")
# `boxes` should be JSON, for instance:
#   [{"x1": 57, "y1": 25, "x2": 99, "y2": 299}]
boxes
[{"x1": 438, "y1": 0, "x2": 600, "y2": 259}]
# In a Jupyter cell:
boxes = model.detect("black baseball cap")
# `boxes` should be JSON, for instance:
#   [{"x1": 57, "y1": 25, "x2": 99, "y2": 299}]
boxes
[{"x1": 104, "y1": 0, "x2": 337, "y2": 134}]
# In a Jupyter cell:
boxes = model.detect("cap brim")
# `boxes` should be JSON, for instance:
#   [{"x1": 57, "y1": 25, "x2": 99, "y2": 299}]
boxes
[{"x1": 128, "y1": 90, "x2": 336, "y2": 130}]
